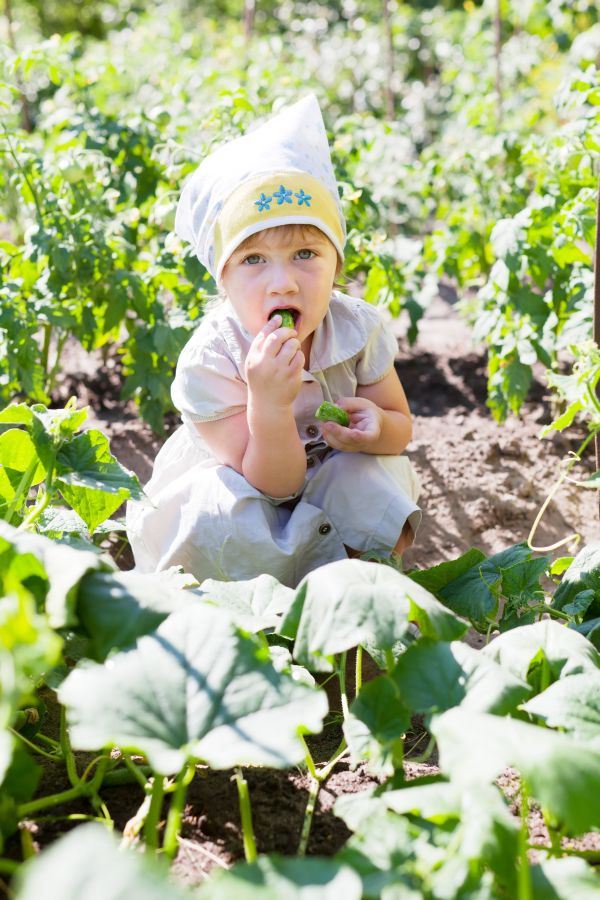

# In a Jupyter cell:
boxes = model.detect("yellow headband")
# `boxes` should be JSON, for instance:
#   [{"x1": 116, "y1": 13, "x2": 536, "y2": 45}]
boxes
[{"x1": 214, "y1": 172, "x2": 345, "y2": 281}]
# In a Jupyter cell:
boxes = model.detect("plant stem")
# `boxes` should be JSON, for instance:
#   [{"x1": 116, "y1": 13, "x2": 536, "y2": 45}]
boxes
[
  {"x1": 355, "y1": 645, "x2": 363, "y2": 698},
  {"x1": 338, "y1": 651, "x2": 349, "y2": 719},
  {"x1": 18, "y1": 784, "x2": 84, "y2": 816},
  {"x1": 119, "y1": 753, "x2": 152, "y2": 789},
  {"x1": 235, "y1": 768, "x2": 257, "y2": 863},
  {"x1": 407, "y1": 734, "x2": 436, "y2": 764},
  {"x1": 163, "y1": 763, "x2": 195, "y2": 860},
  {"x1": 298, "y1": 775, "x2": 320, "y2": 856},
  {"x1": 10, "y1": 728, "x2": 61, "y2": 761},
  {"x1": 4, "y1": 457, "x2": 38, "y2": 525},
  {"x1": 529, "y1": 604, "x2": 571, "y2": 622},
  {"x1": 385, "y1": 648, "x2": 395, "y2": 673},
  {"x1": 35, "y1": 733, "x2": 61, "y2": 750},
  {"x1": 59, "y1": 706, "x2": 79, "y2": 788},
  {"x1": 0, "y1": 859, "x2": 19, "y2": 875},
  {"x1": 40, "y1": 323, "x2": 52, "y2": 379},
  {"x1": 143, "y1": 776, "x2": 165, "y2": 852},
  {"x1": 517, "y1": 782, "x2": 532, "y2": 900},
  {"x1": 47, "y1": 332, "x2": 68, "y2": 395},
  {"x1": 317, "y1": 738, "x2": 348, "y2": 782},
  {"x1": 20, "y1": 825, "x2": 35, "y2": 860}
]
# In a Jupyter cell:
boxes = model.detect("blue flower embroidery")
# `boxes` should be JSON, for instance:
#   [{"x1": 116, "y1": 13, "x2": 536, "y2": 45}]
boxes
[
  {"x1": 255, "y1": 193, "x2": 272, "y2": 212},
  {"x1": 295, "y1": 189, "x2": 312, "y2": 207},
  {"x1": 273, "y1": 185, "x2": 293, "y2": 205}
]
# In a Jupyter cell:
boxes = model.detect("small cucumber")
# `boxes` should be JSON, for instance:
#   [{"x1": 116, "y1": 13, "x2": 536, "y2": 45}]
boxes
[
  {"x1": 315, "y1": 401, "x2": 350, "y2": 427},
  {"x1": 269, "y1": 309, "x2": 296, "y2": 329}
]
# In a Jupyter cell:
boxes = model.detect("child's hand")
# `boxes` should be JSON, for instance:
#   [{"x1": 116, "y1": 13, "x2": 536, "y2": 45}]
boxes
[
  {"x1": 245, "y1": 315, "x2": 304, "y2": 407},
  {"x1": 319, "y1": 396, "x2": 383, "y2": 452}
]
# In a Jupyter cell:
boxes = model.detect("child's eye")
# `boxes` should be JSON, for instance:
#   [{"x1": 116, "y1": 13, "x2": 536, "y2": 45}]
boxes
[
  {"x1": 296, "y1": 249, "x2": 315, "y2": 260},
  {"x1": 243, "y1": 254, "x2": 263, "y2": 265}
]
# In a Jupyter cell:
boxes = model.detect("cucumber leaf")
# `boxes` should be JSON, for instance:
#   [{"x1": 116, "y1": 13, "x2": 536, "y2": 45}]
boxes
[
  {"x1": 197, "y1": 856, "x2": 362, "y2": 900},
  {"x1": 59, "y1": 604, "x2": 328, "y2": 774},
  {"x1": 391, "y1": 639, "x2": 532, "y2": 717},
  {"x1": 279, "y1": 560, "x2": 467, "y2": 672},
  {"x1": 431, "y1": 708, "x2": 600, "y2": 834}
]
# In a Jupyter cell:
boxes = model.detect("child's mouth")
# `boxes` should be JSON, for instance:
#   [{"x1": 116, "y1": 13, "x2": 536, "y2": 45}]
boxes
[{"x1": 268, "y1": 307, "x2": 300, "y2": 328}]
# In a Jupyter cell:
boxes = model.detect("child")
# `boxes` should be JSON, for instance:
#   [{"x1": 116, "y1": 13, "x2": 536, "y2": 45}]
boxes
[{"x1": 126, "y1": 95, "x2": 421, "y2": 587}]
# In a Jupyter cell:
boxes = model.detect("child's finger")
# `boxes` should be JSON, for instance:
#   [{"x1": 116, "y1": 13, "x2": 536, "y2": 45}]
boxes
[{"x1": 277, "y1": 337, "x2": 302, "y2": 364}]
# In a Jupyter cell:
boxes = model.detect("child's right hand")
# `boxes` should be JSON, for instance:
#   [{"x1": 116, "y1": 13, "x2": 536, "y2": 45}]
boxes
[{"x1": 245, "y1": 315, "x2": 304, "y2": 408}]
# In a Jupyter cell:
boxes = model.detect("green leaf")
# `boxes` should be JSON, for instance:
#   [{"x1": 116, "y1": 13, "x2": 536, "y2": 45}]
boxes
[
  {"x1": 59, "y1": 604, "x2": 327, "y2": 774},
  {"x1": 56, "y1": 430, "x2": 142, "y2": 533},
  {"x1": 0, "y1": 732, "x2": 13, "y2": 788},
  {"x1": 0, "y1": 429, "x2": 45, "y2": 486},
  {"x1": 552, "y1": 543, "x2": 600, "y2": 618},
  {"x1": 343, "y1": 676, "x2": 410, "y2": 776},
  {"x1": 439, "y1": 544, "x2": 548, "y2": 630},
  {"x1": 279, "y1": 560, "x2": 467, "y2": 672},
  {"x1": 14, "y1": 823, "x2": 191, "y2": 900},
  {"x1": 382, "y1": 781, "x2": 519, "y2": 893},
  {"x1": 0, "y1": 522, "x2": 113, "y2": 628},
  {"x1": 530, "y1": 858, "x2": 600, "y2": 899},
  {"x1": 431, "y1": 708, "x2": 600, "y2": 834},
  {"x1": 481, "y1": 619, "x2": 600, "y2": 690},
  {"x1": 521, "y1": 672, "x2": 600, "y2": 741},
  {"x1": 197, "y1": 855, "x2": 363, "y2": 900},
  {"x1": 77, "y1": 570, "x2": 199, "y2": 661},
  {"x1": 392, "y1": 640, "x2": 531, "y2": 717},
  {"x1": 198, "y1": 574, "x2": 295, "y2": 633},
  {"x1": 409, "y1": 548, "x2": 486, "y2": 594}
]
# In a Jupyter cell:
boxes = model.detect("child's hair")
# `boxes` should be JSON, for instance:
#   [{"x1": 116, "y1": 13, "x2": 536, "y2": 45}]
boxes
[{"x1": 211, "y1": 223, "x2": 345, "y2": 308}]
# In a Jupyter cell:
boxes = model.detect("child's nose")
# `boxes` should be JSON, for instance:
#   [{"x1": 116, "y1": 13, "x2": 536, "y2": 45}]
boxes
[{"x1": 267, "y1": 262, "x2": 298, "y2": 294}]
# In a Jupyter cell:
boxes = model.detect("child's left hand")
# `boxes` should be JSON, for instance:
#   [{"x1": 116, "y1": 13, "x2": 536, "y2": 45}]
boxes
[{"x1": 319, "y1": 396, "x2": 383, "y2": 452}]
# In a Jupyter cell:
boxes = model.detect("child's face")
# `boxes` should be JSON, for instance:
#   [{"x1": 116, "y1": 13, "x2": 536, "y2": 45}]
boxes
[{"x1": 221, "y1": 226, "x2": 339, "y2": 346}]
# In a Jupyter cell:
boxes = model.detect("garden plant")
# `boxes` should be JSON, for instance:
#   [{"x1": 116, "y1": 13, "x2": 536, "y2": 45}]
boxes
[{"x1": 1, "y1": 0, "x2": 599, "y2": 897}]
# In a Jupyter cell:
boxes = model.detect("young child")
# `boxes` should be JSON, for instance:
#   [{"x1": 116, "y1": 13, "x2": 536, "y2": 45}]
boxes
[{"x1": 126, "y1": 95, "x2": 421, "y2": 587}]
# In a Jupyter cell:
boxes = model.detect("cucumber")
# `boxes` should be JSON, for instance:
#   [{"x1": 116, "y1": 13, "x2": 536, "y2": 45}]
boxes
[
  {"x1": 269, "y1": 309, "x2": 296, "y2": 329},
  {"x1": 315, "y1": 401, "x2": 350, "y2": 427}
]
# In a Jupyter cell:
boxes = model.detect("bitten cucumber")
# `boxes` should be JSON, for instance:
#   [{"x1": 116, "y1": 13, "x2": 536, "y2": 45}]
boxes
[
  {"x1": 315, "y1": 401, "x2": 350, "y2": 427},
  {"x1": 269, "y1": 309, "x2": 296, "y2": 329}
]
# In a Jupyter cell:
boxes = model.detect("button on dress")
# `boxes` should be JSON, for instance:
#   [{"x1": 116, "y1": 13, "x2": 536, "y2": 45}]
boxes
[{"x1": 126, "y1": 292, "x2": 422, "y2": 588}]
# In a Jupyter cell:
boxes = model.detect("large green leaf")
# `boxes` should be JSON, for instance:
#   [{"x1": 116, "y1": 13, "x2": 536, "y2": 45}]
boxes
[
  {"x1": 392, "y1": 639, "x2": 532, "y2": 716},
  {"x1": 335, "y1": 780, "x2": 518, "y2": 898},
  {"x1": 343, "y1": 676, "x2": 410, "y2": 776},
  {"x1": 380, "y1": 780, "x2": 519, "y2": 894},
  {"x1": 56, "y1": 430, "x2": 142, "y2": 533},
  {"x1": 521, "y1": 672, "x2": 600, "y2": 742},
  {"x1": 409, "y1": 548, "x2": 486, "y2": 594},
  {"x1": 197, "y1": 855, "x2": 362, "y2": 900},
  {"x1": 481, "y1": 619, "x2": 600, "y2": 691},
  {"x1": 431, "y1": 708, "x2": 600, "y2": 834},
  {"x1": 198, "y1": 574, "x2": 295, "y2": 632},
  {"x1": 77, "y1": 570, "x2": 200, "y2": 661},
  {"x1": 59, "y1": 604, "x2": 328, "y2": 774},
  {"x1": 438, "y1": 544, "x2": 549, "y2": 630},
  {"x1": 279, "y1": 560, "x2": 467, "y2": 672},
  {"x1": 551, "y1": 543, "x2": 600, "y2": 618},
  {"x1": 13, "y1": 823, "x2": 191, "y2": 900},
  {"x1": 0, "y1": 521, "x2": 113, "y2": 628}
]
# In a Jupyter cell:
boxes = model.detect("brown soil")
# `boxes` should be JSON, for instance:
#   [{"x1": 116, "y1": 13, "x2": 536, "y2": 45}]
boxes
[{"x1": 7, "y1": 287, "x2": 598, "y2": 889}]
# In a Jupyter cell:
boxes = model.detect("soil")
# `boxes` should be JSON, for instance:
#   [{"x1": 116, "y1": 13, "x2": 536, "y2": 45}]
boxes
[{"x1": 6, "y1": 285, "x2": 599, "y2": 890}]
